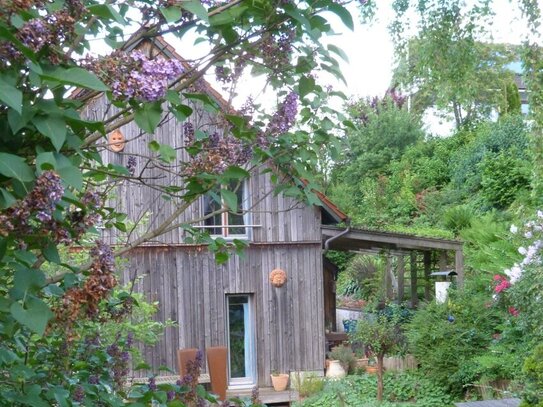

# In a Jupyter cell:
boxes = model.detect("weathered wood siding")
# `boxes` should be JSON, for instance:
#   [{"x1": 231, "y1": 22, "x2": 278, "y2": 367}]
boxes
[
  {"x1": 122, "y1": 243, "x2": 325, "y2": 385},
  {"x1": 83, "y1": 92, "x2": 322, "y2": 245}
]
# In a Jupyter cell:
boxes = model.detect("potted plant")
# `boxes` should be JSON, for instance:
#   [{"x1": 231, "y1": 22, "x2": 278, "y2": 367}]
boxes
[
  {"x1": 355, "y1": 349, "x2": 369, "y2": 369},
  {"x1": 327, "y1": 344, "x2": 357, "y2": 374},
  {"x1": 365, "y1": 358, "x2": 378, "y2": 374},
  {"x1": 270, "y1": 371, "x2": 289, "y2": 391}
]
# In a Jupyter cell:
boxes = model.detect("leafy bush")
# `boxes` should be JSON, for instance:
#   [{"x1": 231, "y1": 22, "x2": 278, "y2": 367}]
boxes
[
  {"x1": 341, "y1": 255, "x2": 384, "y2": 301},
  {"x1": 442, "y1": 205, "x2": 475, "y2": 235},
  {"x1": 405, "y1": 289, "x2": 504, "y2": 396},
  {"x1": 480, "y1": 152, "x2": 531, "y2": 209},
  {"x1": 520, "y1": 343, "x2": 543, "y2": 406},
  {"x1": 297, "y1": 373, "x2": 453, "y2": 407},
  {"x1": 294, "y1": 373, "x2": 325, "y2": 398},
  {"x1": 450, "y1": 115, "x2": 529, "y2": 194}
]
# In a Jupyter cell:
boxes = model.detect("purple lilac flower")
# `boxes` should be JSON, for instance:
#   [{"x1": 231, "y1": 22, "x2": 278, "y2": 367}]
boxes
[
  {"x1": 148, "y1": 377, "x2": 157, "y2": 392},
  {"x1": 72, "y1": 385, "x2": 84, "y2": 403},
  {"x1": 167, "y1": 390, "x2": 176, "y2": 401},
  {"x1": 88, "y1": 375, "x2": 99, "y2": 385},
  {"x1": 87, "y1": 51, "x2": 184, "y2": 102},
  {"x1": 183, "y1": 122, "x2": 195, "y2": 143},
  {"x1": 90, "y1": 240, "x2": 115, "y2": 274},
  {"x1": 81, "y1": 191, "x2": 101, "y2": 208},
  {"x1": 251, "y1": 386, "x2": 261, "y2": 404},
  {"x1": 126, "y1": 156, "x2": 137, "y2": 176},
  {"x1": 267, "y1": 91, "x2": 299, "y2": 136},
  {"x1": 215, "y1": 65, "x2": 230, "y2": 83},
  {"x1": 126, "y1": 331, "x2": 134, "y2": 348},
  {"x1": 18, "y1": 18, "x2": 51, "y2": 52},
  {"x1": 36, "y1": 211, "x2": 51, "y2": 222}
]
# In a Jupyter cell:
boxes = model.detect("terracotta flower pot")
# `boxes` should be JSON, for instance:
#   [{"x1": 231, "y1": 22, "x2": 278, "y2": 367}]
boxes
[
  {"x1": 356, "y1": 358, "x2": 369, "y2": 368},
  {"x1": 271, "y1": 373, "x2": 289, "y2": 391},
  {"x1": 365, "y1": 365, "x2": 378, "y2": 374}
]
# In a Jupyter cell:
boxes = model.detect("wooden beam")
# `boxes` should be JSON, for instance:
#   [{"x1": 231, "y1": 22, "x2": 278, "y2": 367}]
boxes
[
  {"x1": 424, "y1": 251, "x2": 432, "y2": 301},
  {"x1": 410, "y1": 252, "x2": 418, "y2": 308},
  {"x1": 397, "y1": 256, "x2": 405, "y2": 304}
]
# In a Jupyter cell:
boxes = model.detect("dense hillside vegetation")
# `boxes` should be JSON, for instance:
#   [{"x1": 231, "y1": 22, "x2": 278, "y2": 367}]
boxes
[{"x1": 325, "y1": 84, "x2": 543, "y2": 404}]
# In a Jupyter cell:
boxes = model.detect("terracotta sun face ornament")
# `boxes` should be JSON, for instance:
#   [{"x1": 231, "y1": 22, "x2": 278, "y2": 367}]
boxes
[
  {"x1": 108, "y1": 129, "x2": 125, "y2": 152},
  {"x1": 269, "y1": 268, "x2": 287, "y2": 288}
]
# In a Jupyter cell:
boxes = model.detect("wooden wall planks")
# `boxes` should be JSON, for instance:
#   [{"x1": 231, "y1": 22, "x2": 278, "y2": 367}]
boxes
[{"x1": 125, "y1": 244, "x2": 324, "y2": 386}]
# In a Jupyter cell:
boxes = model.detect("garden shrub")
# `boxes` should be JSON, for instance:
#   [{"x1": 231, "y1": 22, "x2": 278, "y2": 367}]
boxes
[
  {"x1": 297, "y1": 373, "x2": 453, "y2": 407},
  {"x1": 450, "y1": 115, "x2": 529, "y2": 195},
  {"x1": 479, "y1": 152, "x2": 531, "y2": 209},
  {"x1": 405, "y1": 289, "x2": 504, "y2": 396},
  {"x1": 520, "y1": 343, "x2": 543, "y2": 406},
  {"x1": 294, "y1": 373, "x2": 325, "y2": 398},
  {"x1": 442, "y1": 205, "x2": 475, "y2": 235}
]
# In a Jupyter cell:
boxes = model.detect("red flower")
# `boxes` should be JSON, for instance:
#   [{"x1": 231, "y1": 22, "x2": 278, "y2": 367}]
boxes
[{"x1": 508, "y1": 307, "x2": 519, "y2": 317}]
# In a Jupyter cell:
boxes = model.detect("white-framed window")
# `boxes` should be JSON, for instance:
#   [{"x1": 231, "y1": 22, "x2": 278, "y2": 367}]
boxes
[{"x1": 202, "y1": 180, "x2": 250, "y2": 239}]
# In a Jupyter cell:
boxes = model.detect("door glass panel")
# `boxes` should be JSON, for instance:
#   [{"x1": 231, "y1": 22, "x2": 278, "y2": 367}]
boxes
[
  {"x1": 228, "y1": 296, "x2": 247, "y2": 378},
  {"x1": 227, "y1": 295, "x2": 255, "y2": 386}
]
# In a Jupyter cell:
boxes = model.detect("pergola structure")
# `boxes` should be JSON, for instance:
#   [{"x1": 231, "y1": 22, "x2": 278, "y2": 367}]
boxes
[{"x1": 322, "y1": 225, "x2": 464, "y2": 309}]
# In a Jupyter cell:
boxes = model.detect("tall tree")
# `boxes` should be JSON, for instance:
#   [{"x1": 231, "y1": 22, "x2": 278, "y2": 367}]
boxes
[{"x1": 390, "y1": 0, "x2": 517, "y2": 128}]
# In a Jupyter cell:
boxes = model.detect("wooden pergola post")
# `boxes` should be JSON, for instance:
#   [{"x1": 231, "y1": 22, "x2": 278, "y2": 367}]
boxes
[
  {"x1": 410, "y1": 252, "x2": 418, "y2": 308},
  {"x1": 455, "y1": 249, "x2": 464, "y2": 288},
  {"x1": 397, "y1": 256, "x2": 405, "y2": 304},
  {"x1": 423, "y1": 251, "x2": 432, "y2": 301},
  {"x1": 385, "y1": 255, "x2": 393, "y2": 300}
]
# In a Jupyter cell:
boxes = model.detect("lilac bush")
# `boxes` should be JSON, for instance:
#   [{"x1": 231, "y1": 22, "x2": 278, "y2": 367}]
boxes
[{"x1": 86, "y1": 51, "x2": 184, "y2": 102}]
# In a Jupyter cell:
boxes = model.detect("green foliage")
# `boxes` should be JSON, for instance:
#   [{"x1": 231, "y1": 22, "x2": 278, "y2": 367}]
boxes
[
  {"x1": 499, "y1": 82, "x2": 522, "y2": 116},
  {"x1": 450, "y1": 115, "x2": 529, "y2": 196},
  {"x1": 338, "y1": 96, "x2": 424, "y2": 178},
  {"x1": 297, "y1": 373, "x2": 453, "y2": 407},
  {"x1": 520, "y1": 343, "x2": 543, "y2": 406},
  {"x1": 391, "y1": 1, "x2": 517, "y2": 128},
  {"x1": 352, "y1": 314, "x2": 403, "y2": 359},
  {"x1": 405, "y1": 289, "x2": 505, "y2": 396},
  {"x1": 480, "y1": 152, "x2": 531, "y2": 209},
  {"x1": 442, "y1": 205, "x2": 475, "y2": 235},
  {"x1": 460, "y1": 214, "x2": 521, "y2": 279},
  {"x1": 341, "y1": 255, "x2": 384, "y2": 301},
  {"x1": 294, "y1": 373, "x2": 325, "y2": 398}
]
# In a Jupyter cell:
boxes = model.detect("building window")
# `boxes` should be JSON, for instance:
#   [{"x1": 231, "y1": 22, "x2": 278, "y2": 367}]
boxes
[{"x1": 203, "y1": 181, "x2": 248, "y2": 238}]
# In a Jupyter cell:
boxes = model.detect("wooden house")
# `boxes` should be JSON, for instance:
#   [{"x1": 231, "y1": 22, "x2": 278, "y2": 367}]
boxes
[
  {"x1": 81, "y1": 36, "x2": 348, "y2": 391},
  {"x1": 82, "y1": 36, "x2": 466, "y2": 397}
]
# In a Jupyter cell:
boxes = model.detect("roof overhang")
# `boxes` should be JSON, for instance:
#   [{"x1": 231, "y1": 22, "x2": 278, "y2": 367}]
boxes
[{"x1": 322, "y1": 225, "x2": 463, "y2": 252}]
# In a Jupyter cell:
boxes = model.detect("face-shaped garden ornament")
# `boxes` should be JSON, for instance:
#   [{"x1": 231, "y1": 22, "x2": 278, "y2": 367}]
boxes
[
  {"x1": 269, "y1": 268, "x2": 287, "y2": 288},
  {"x1": 108, "y1": 129, "x2": 125, "y2": 152}
]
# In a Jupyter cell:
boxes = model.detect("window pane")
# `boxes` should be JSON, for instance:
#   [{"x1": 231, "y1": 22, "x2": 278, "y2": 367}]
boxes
[
  {"x1": 228, "y1": 212, "x2": 246, "y2": 235},
  {"x1": 228, "y1": 296, "x2": 248, "y2": 378},
  {"x1": 227, "y1": 182, "x2": 246, "y2": 235},
  {"x1": 203, "y1": 194, "x2": 222, "y2": 235}
]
